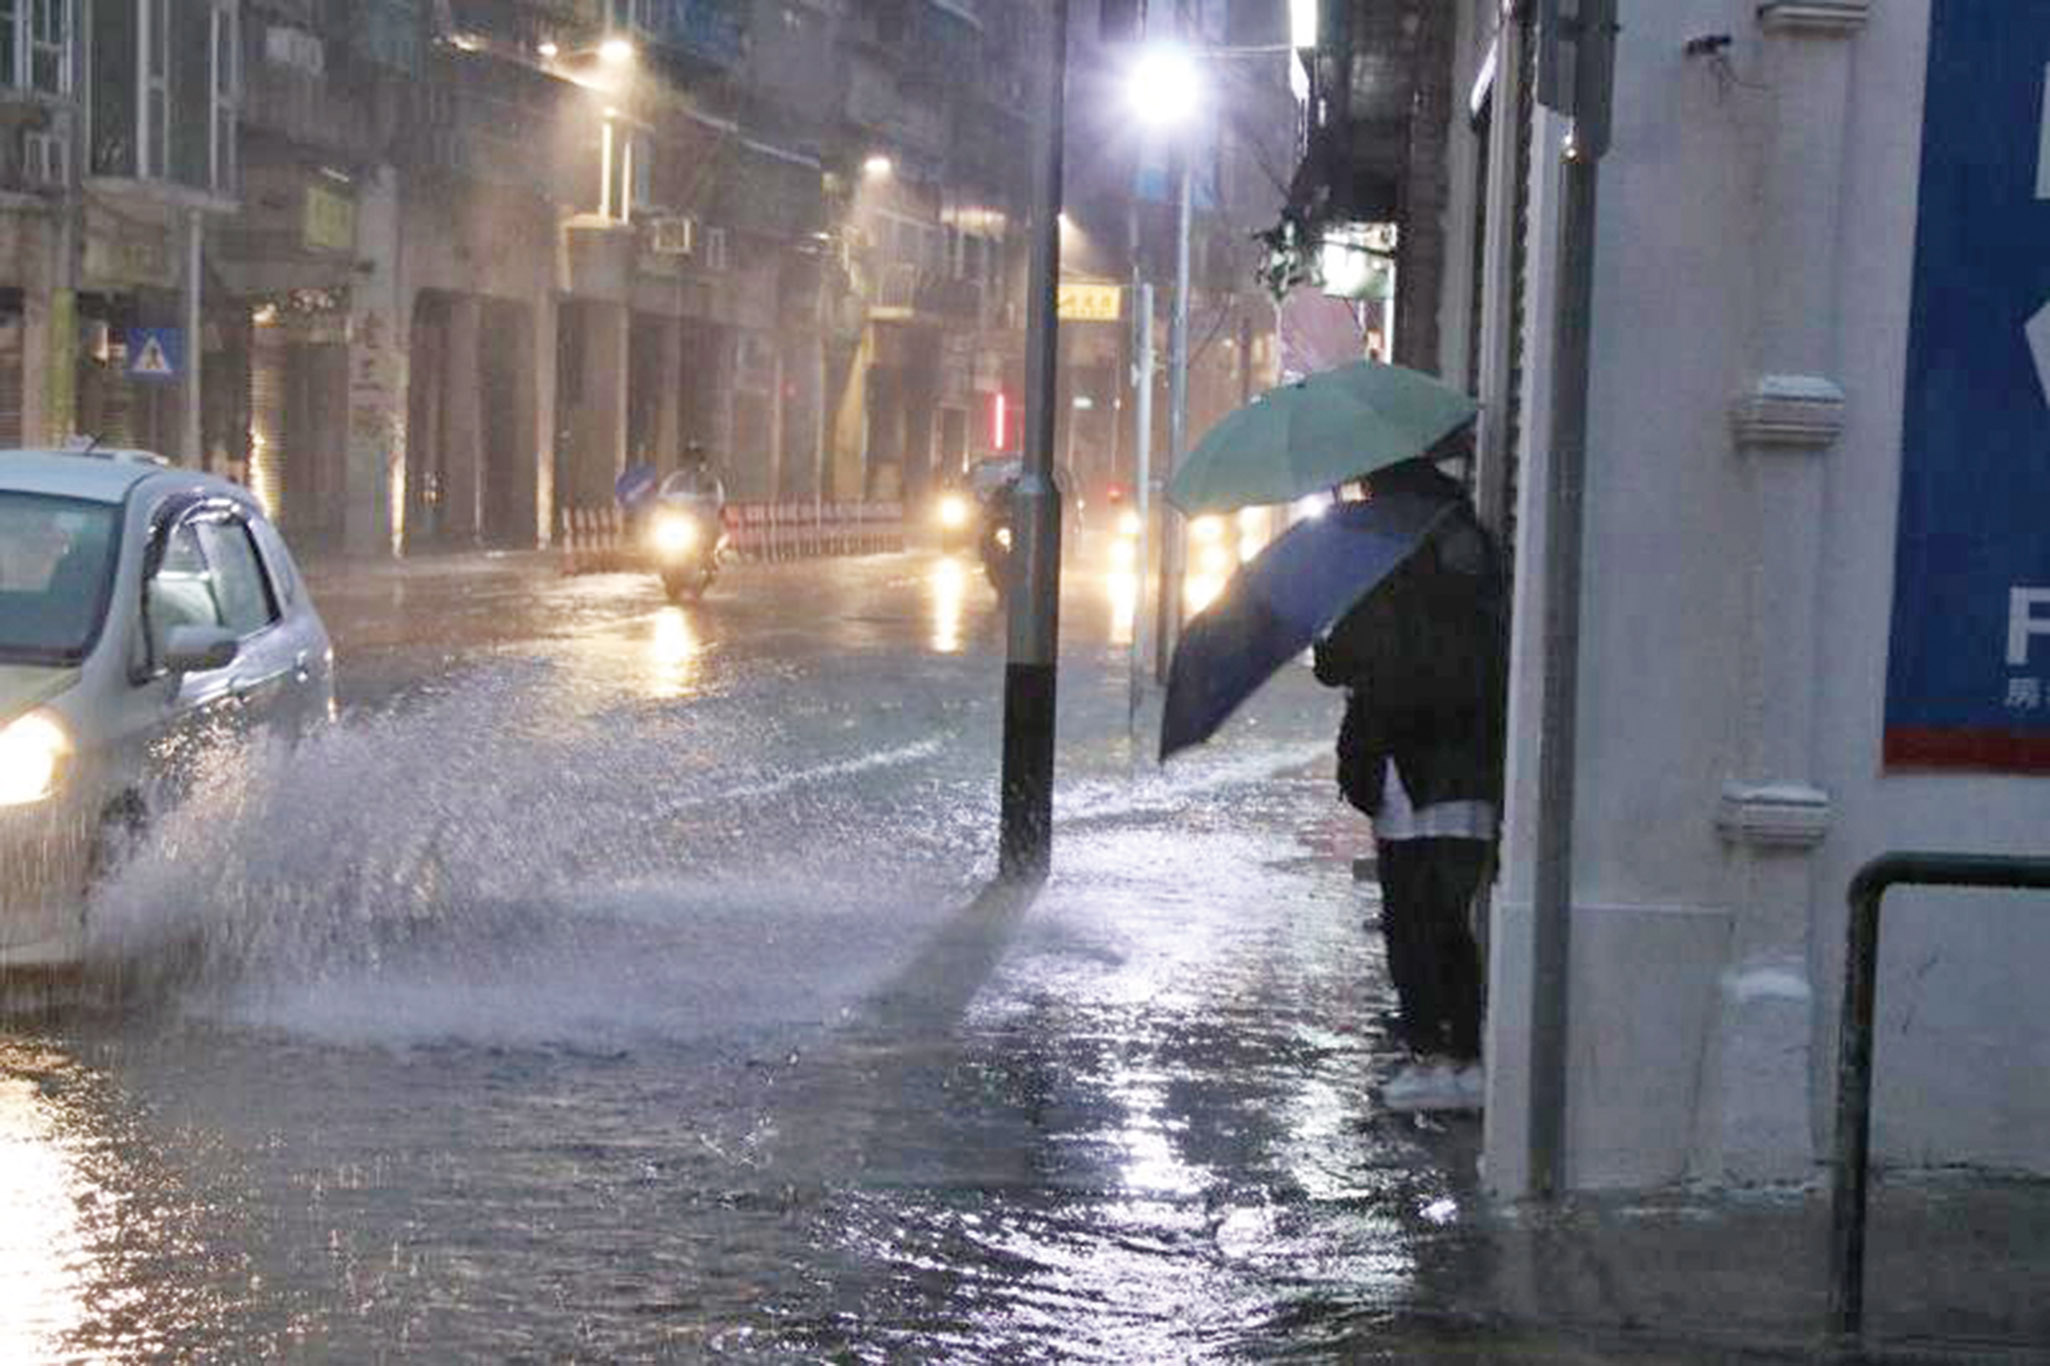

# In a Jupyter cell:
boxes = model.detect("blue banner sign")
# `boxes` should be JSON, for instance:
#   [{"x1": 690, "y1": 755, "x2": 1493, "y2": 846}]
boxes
[{"x1": 1886, "y1": 2, "x2": 2050, "y2": 771}]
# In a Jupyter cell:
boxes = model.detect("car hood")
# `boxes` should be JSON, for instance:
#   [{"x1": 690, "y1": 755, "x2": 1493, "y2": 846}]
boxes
[{"x1": 0, "y1": 664, "x2": 79, "y2": 727}]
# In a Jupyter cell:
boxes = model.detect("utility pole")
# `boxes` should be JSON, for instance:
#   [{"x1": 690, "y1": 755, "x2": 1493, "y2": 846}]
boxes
[
  {"x1": 999, "y1": 0, "x2": 1070, "y2": 883},
  {"x1": 1153, "y1": 138, "x2": 1192, "y2": 683},
  {"x1": 183, "y1": 209, "x2": 204, "y2": 469},
  {"x1": 1127, "y1": 276, "x2": 1155, "y2": 748},
  {"x1": 1528, "y1": 0, "x2": 1617, "y2": 1201}
]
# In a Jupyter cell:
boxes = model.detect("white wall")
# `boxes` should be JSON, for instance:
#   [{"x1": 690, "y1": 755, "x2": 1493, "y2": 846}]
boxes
[{"x1": 1481, "y1": 0, "x2": 2050, "y2": 1194}]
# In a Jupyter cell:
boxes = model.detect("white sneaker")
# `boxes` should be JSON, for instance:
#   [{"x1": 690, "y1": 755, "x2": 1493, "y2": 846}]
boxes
[{"x1": 1382, "y1": 1061, "x2": 1461, "y2": 1113}]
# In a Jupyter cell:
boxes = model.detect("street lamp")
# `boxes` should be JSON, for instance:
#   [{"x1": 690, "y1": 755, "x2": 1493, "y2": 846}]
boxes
[
  {"x1": 1127, "y1": 44, "x2": 1202, "y2": 127},
  {"x1": 1127, "y1": 42, "x2": 1199, "y2": 681}
]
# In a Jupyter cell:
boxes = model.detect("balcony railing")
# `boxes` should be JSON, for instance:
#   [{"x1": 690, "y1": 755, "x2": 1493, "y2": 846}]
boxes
[{"x1": 628, "y1": 0, "x2": 745, "y2": 68}]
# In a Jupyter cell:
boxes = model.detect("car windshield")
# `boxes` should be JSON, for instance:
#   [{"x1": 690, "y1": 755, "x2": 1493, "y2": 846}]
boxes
[{"x1": 0, "y1": 493, "x2": 120, "y2": 664}]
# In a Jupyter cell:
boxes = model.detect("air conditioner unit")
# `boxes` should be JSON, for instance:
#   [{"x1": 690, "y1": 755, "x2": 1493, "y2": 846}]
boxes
[
  {"x1": 650, "y1": 216, "x2": 697, "y2": 256},
  {"x1": 21, "y1": 130, "x2": 67, "y2": 190}
]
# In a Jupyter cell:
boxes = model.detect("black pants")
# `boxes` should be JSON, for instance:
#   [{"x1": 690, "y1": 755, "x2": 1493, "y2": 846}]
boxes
[{"x1": 1375, "y1": 837, "x2": 1489, "y2": 1063}]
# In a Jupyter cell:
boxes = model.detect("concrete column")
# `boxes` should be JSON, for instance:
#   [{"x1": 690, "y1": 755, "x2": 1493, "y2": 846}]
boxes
[
  {"x1": 534, "y1": 294, "x2": 559, "y2": 547},
  {"x1": 1706, "y1": 0, "x2": 1871, "y2": 1182},
  {"x1": 443, "y1": 294, "x2": 485, "y2": 544},
  {"x1": 345, "y1": 164, "x2": 408, "y2": 557},
  {"x1": 570, "y1": 300, "x2": 629, "y2": 507},
  {"x1": 655, "y1": 314, "x2": 684, "y2": 471},
  {"x1": 769, "y1": 341, "x2": 787, "y2": 501}
]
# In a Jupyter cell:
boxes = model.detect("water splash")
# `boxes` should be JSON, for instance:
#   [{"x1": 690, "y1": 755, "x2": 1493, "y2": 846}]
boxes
[{"x1": 80, "y1": 664, "x2": 980, "y2": 1050}]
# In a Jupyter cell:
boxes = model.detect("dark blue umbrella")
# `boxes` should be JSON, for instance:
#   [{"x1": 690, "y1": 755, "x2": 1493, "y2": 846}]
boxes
[{"x1": 1160, "y1": 489, "x2": 1455, "y2": 761}]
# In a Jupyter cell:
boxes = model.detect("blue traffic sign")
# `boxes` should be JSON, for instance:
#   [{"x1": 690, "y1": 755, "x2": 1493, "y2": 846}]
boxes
[
  {"x1": 125, "y1": 327, "x2": 183, "y2": 383},
  {"x1": 1886, "y1": 3, "x2": 2050, "y2": 772}
]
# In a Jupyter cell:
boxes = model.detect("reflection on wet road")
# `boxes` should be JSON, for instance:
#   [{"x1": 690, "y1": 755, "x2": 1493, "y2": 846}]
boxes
[{"x1": 0, "y1": 547, "x2": 1516, "y2": 1361}]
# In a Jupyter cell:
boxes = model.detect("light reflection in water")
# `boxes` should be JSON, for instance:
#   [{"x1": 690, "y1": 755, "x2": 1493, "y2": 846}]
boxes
[
  {"x1": 1108, "y1": 571, "x2": 1140, "y2": 646},
  {"x1": 0, "y1": 1070, "x2": 88, "y2": 1360},
  {"x1": 929, "y1": 557, "x2": 967, "y2": 653},
  {"x1": 645, "y1": 606, "x2": 701, "y2": 699}
]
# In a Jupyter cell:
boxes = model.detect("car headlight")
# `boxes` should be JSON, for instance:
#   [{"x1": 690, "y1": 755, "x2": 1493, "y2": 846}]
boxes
[
  {"x1": 937, "y1": 494, "x2": 970, "y2": 530},
  {"x1": 0, "y1": 711, "x2": 72, "y2": 807},
  {"x1": 651, "y1": 514, "x2": 698, "y2": 555}
]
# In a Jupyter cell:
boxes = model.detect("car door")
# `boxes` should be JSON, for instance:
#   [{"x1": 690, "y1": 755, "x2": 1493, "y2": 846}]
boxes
[
  {"x1": 137, "y1": 512, "x2": 247, "y2": 797},
  {"x1": 244, "y1": 512, "x2": 333, "y2": 735},
  {"x1": 192, "y1": 515, "x2": 304, "y2": 742}
]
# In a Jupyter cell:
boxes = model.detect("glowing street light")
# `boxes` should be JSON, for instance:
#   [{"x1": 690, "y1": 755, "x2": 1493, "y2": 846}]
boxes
[{"x1": 1127, "y1": 44, "x2": 1201, "y2": 128}]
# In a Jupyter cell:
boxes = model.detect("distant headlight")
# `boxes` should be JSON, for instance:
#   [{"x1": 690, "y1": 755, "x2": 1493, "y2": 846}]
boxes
[
  {"x1": 0, "y1": 711, "x2": 72, "y2": 807},
  {"x1": 1117, "y1": 510, "x2": 1142, "y2": 538},
  {"x1": 994, "y1": 526, "x2": 1013, "y2": 550},
  {"x1": 937, "y1": 494, "x2": 971, "y2": 529},
  {"x1": 651, "y1": 514, "x2": 698, "y2": 555}
]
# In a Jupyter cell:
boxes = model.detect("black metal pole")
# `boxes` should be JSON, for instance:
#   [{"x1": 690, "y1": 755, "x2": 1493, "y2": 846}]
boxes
[
  {"x1": 1827, "y1": 852, "x2": 2050, "y2": 1344},
  {"x1": 999, "y1": 0, "x2": 1070, "y2": 884},
  {"x1": 1528, "y1": 0, "x2": 1615, "y2": 1204}
]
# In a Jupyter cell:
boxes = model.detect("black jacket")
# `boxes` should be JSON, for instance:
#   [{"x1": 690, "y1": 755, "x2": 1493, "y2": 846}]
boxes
[{"x1": 1312, "y1": 472, "x2": 1506, "y2": 818}]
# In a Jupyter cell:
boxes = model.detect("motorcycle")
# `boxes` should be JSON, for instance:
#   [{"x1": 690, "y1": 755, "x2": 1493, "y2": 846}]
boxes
[
  {"x1": 645, "y1": 500, "x2": 725, "y2": 602},
  {"x1": 977, "y1": 500, "x2": 1014, "y2": 595}
]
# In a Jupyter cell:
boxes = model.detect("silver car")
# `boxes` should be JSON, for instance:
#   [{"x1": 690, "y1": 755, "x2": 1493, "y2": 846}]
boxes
[{"x1": 0, "y1": 448, "x2": 335, "y2": 970}]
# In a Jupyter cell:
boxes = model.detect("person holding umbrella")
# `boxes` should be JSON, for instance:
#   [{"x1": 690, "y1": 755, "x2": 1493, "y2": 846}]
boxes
[
  {"x1": 1312, "y1": 454, "x2": 1505, "y2": 1113},
  {"x1": 1156, "y1": 357, "x2": 1500, "y2": 1113}
]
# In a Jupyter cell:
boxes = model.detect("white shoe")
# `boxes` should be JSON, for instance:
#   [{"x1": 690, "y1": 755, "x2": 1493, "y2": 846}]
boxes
[{"x1": 1382, "y1": 1061, "x2": 1460, "y2": 1112}]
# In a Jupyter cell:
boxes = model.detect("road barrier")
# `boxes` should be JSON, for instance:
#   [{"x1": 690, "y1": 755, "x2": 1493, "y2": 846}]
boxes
[
  {"x1": 1828, "y1": 851, "x2": 2050, "y2": 1345},
  {"x1": 558, "y1": 500, "x2": 905, "y2": 575}
]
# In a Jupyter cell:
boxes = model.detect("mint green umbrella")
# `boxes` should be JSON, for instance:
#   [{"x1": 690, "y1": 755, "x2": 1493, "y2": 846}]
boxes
[{"x1": 1166, "y1": 360, "x2": 1478, "y2": 515}]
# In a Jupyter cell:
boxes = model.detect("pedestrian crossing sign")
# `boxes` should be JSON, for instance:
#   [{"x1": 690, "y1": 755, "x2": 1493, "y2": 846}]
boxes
[{"x1": 125, "y1": 328, "x2": 183, "y2": 382}]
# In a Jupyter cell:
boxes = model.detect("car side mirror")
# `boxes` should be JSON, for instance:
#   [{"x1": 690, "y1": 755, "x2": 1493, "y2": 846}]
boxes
[{"x1": 163, "y1": 624, "x2": 239, "y2": 675}]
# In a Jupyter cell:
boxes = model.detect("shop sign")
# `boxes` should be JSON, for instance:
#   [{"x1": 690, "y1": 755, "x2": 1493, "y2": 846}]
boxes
[
  {"x1": 1057, "y1": 282, "x2": 1123, "y2": 322},
  {"x1": 303, "y1": 184, "x2": 358, "y2": 254},
  {"x1": 83, "y1": 229, "x2": 172, "y2": 289}
]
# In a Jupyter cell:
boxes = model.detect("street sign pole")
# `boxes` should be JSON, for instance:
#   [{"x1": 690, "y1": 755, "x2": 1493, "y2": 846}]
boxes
[
  {"x1": 1154, "y1": 140, "x2": 1192, "y2": 684},
  {"x1": 1128, "y1": 278, "x2": 1155, "y2": 752},
  {"x1": 1000, "y1": 0, "x2": 1070, "y2": 884},
  {"x1": 183, "y1": 210, "x2": 204, "y2": 469}
]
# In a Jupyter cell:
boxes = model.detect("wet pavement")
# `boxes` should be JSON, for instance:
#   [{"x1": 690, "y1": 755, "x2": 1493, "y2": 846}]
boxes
[{"x1": 3, "y1": 546, "x2": 2047, "y2": 1362}]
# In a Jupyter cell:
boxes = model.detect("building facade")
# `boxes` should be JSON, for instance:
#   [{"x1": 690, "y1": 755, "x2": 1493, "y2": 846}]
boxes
[{"x1": 1299, "y1": 0, "x2": 2050, "y2": 1195}]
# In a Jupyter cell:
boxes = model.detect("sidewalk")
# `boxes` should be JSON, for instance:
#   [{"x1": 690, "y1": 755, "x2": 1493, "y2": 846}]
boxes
[{"x1": 1128, "y1": 772, "x2": 2050, "y2": 1364}]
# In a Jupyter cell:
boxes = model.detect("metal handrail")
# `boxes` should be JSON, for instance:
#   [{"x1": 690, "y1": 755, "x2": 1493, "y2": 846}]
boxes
[{"x1": 1828, "y1": 851, "x2": 2050, "y2": 1343}]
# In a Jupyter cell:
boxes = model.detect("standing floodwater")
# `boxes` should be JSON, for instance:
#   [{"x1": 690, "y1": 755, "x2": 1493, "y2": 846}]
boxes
[{"x1": 4, "y1": 551, "x2": 1514, "y2": 1362}]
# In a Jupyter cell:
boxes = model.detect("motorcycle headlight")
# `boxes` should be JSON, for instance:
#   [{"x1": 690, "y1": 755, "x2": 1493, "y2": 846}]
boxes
[
  {"x1": 0, "y1": 710, "x2": 72, "y2": 807},
  {"x1": 651, "y1": 515, "x2": 698, "y2": 555},
  {"x1": 937, "y1": 494, "x2": 970, "y2": 529}
]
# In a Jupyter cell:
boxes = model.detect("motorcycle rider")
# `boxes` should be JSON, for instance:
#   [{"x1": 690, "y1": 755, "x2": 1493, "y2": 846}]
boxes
[{"x1": 661, "y1": 441, "x2": 726, "y2": 518}]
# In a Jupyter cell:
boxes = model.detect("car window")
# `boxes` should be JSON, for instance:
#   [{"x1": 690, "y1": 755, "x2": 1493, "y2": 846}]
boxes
[
  {"x1": 145, "y1": 521, "x2": 226, "y2": 669},
  {"x1": 197, "y1": 521, "x2": 279, "y2": 637},
  {"x1": 247, "y1": 516, "x2": 300, "y2": 608}
]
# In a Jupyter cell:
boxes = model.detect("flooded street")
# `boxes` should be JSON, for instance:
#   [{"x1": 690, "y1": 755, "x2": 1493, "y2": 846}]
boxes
[{"x1": 2, "y1": 549, "x2": 1506, "y2": 1361}]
